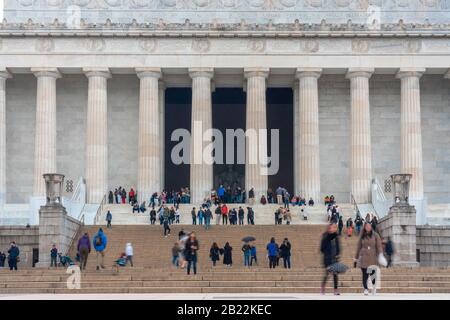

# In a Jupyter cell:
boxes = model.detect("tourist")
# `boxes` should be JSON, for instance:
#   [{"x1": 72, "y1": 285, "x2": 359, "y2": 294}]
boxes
[
  {"x1": 308, "y1": 197, "x2": 315, "y2": 206},
  {"x1": 191, "y1": 207, "x2": 197, "y2": 225},
  {"x1": 163, "y1": 216, "x2": 171, "y2": 237},
  {"x1": 108, "y1": 190, "x2": 114, "y2": 204},
  {"x1": 125, "y1": 243, "x2": 134, "y2": 267},
  {"x1": 302, "y1": 207, "x2": 308, "y2": 221},
  {"x1": 175, "y1": 207, "x2": 180, "y2": 224},
  {"x1": 284, "y1": 192, "x2": 290, "y2": 209},
  {"x1": 266, "y1": 237, "x2": 279, "y2": 269},
  {"x1": 260, "y1": 194, "x2": 267, "y2": 205},
  {"x1": 139, "y1": 201, "x2": 147, "y2": 213},
  {"x1": 223, "y1": 242, "x2": 233, "y2": 267},
  {"x1": 276, "y1": 186, "x2": 283, "y2": 204},
  {"x1": 250, "y1": 244, "x2": 258, "y2": 266},
  {"x1": 132, "y1": 202, "x2": 140, "y2": 213},
  {"x1": 93, "y1": 228, "x2": 107, "y2": 270},
  {"x1": 338, "y1": 216, "x2": 344, "y2": 236},
  {"x1": 371, "y1": 215, "x2": 378, "y2": 232},
  {"x1": 169, "y1": 207, "x2": 175, "y2": 224},
  {"x1": 217, "y1": 185, "x2": 225, "y2": 203},
  {"x1": 242, "y1": 242, "x2": 251, "y2": 267},
  {"x1": 355, "y1": 214, "x2": 363, "y2": 235},
  {"x1": 121, "y1": 188, "x2": 126, "y2": 204},
  {"x1": 247, "y1": 207, "x2": 255, "y2": 225},
  {"x1": 50, "y1": 244, "x2": 58, "y2": 268},
  {"x1": 77, "y1": 232, "x2": 91, "y2": 271},
  {"x1": 106, "y1": 210, "x2": 112, "y2": 228},
  {"x1": 354, "y1": 222, "x2": 383, "y2": 295},
  {"x1": 210, "y1": 242, "x2": 220, "y2": 267},
  {"x1": 204, "y1": 207, "x2": 212, "y2": 230},
  {"x1": 150, "y1": 207, "x2": 156, "y2": 225},
  {"x1": 129, "y1": 188, "x2": 136, "y2": 204},
  {"x1": 0, "y1": 251, "x2": 6, "y2": 268},
  {"x1": 215, "y1": 204, "x2": 221, "y2": 225},
  {"x1": 171, "y1": 242, "x2": 180, "y2": 267},
  {"x1": 238, "y1": 207, "x2": 245, "y2": 225},
  {"x1": 320, "y1": 223, "x2": 341, "y2": 295},
  {"x1": 280, "y1": 238, "x2": 292, "y2": 269},
  {"x1": 385, "y1": 237, "x2": 394, "y2": 268},
  {"x1": 324, "y1": 195, "x2": 330, "y2": 205},
  {"x1": 7, "y1": 242, "x2": 20, "y2": 271},
  {"x1": 185, "y1": 232, "x2": 199, "y2": 275},
  {"x1": 179, "y1": 233, "x2": 189, "y2": 269},
  {"x1": 284, "y1": 209, "x2": 292, "y2": 225},
  {"x1": 274, "y1": 208, "x2": 281, "y2": 225},
  {"x1": 198, "y1": 208, "x2": 204, "y2": 225},
  {"x1": 346, "y1": 217, "x2": 354, "y2": 237},
  {"x1": 248, "y1": 188, "x2": 255, "y2": 205},
  {"x1": 221, "y1": 203, "x2": 229, "y2": 225}
]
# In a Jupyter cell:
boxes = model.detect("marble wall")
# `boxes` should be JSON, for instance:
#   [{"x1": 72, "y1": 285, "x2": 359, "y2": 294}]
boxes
[{"x1": 4, "y1": 73, "x2": 450, "y2": 203}]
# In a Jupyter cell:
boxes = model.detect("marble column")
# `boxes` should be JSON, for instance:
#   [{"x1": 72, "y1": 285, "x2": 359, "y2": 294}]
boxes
[
  {"x1": 396, "y1": 68, "x2": 425, "y2": 201},
  {"x1": 0, "y1": 69, "x2": 11, "y2": 205},
  {"x1": 189, "y1": 68, "x2": 214, "y2": 204},
  {"x1": 83, "y1": 68, "x2": 111, "y2": 204},
  {"x1": 296, "y1": 68, "x2": 321, "y2": 202},
  {"x1": 136, "y1": 68, "x2": 162, "y2": 203},
  {"x1": 31, "y1": 68, "x2": 61, "y2": 197},
  {"x1": 244, "y1": 68, "x2": 269, "y2": 201},
  {"x1": 293, "y1": 80, "x2": 300, "y2": 196},
  {"x1": 346, "y1": 68, "x2": 374, "y2": 204},
  {"x1": 159, "y1": 80, "x2": 166, "y2": 190}
]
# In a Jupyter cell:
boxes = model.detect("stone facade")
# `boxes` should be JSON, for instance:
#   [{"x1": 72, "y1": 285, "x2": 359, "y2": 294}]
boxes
[{"x1": 417, "y1": 226, "x2": 450, "y2": 267}]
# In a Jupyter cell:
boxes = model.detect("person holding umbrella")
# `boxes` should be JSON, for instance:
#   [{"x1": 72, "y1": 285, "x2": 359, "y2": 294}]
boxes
[{"x1": 320, "y1": 223, "x2": 342, "y2": 295}]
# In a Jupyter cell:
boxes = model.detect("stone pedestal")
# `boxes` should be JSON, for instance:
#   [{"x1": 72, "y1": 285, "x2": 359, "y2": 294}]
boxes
[{"x1": 378, "y1": 174, "x2": 418, "y2": 267}]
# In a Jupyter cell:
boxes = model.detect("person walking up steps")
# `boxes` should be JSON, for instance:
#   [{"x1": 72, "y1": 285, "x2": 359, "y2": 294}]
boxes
[
  {"x1": 106, "y1": 210, "x2": 112, "y2": 229},
  {"x1": 210, "y1": 242, "x2": 220, "y2": 267},
  {"x1": 163, "y1": 216, "x2": 171, "y2": 237},
  {"x1": 77, "y1": 232, "x2": 91, "y2": 271},
  {"x1": 223, "y1": 242, "x2": 233, "y2": 267},
  {"x1": 125, "y1": 243, "x2": 134, "y2": 267},
  {"x1": 93, "y1": 228, "x2": 107, "y2": 270},
  {"x1": 185, "y1": 232, "x2": 199, "y2": 275},
  {"x1": 320, "y1": 223, "x2": 341, "y2": 295}
]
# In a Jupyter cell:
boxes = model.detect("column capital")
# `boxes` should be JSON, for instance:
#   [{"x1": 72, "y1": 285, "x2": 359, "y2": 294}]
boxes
[
  {"x1": 83, "y1": 67, "x2": 111, "y2": 79},
  {"x1": 244, "y1": 67, "x2": 269, "y2": 79},
  {"x1": 31, "y1": 68, "x2": 61, "y2": 79},
  {"x1": 346, "y1": 68, "x2": 374, "y2": 79},
  {"x1": 396, "y1": 68, "x2": 426, "y2": 79},
  {"x1": 136, "y1": 67, "x2": 162, "y2": 79},
  {"x1": 0, "y1": 68, "x2": 12, "y2": 80},
  {"x1": 296, "y1": 68, "x2": 322, "y2": 79},
  {"x1": 188, "y1": 68, "x2": 214, "y2": 79}
]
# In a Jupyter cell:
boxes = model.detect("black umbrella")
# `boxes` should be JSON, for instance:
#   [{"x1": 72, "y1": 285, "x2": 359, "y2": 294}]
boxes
[{"x1": 242, "y1": 236, "x2": 256, "y2": 242}]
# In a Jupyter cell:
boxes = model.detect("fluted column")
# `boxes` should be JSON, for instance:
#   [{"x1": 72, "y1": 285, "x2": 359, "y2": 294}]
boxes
[
  {"x1": 396, "y1": 68, "x2": 425, "y2": 201},
  {"x1": 31, "y1": 68, "x2": 61, "y2": 196},
  {"x1": 136, "y1": 68, "x2": 162, "y2": 203},
  {"x1": 244, "y1": 68, "x2": 269, "y2": 201},
  {"x1": 296, "y1": 68, "x2": 321, "y2": 202},
  {"x1": 84, "y1": 68, "x2": 111, "y2": 203},
  {"x1": 189, "y1": 68, "x2": 214, "y2": 204},
  {"x1": 159, "y1": 80, "x2": 166, "y2": 190},
  {"x1": 293, "y1": 80, "x2": 300, "y2": 196},
  {"x1": 0, "y1": 69, "x2": 11, "y2": 205},
  {"x1": 346, "y1": 68, "x2": 374, "y2": 204}
]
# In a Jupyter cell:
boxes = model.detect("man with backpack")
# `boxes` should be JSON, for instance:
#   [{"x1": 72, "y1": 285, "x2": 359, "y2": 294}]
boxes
[{"x1": 93, "y1": 228, "x2": 107, "y2": 270}]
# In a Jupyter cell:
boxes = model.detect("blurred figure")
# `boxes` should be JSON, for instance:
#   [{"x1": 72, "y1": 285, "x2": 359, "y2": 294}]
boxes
[
  {"x1": 125, "y1": 243, "x2": 133, "y2": 267},
  {"x1": 346, "y1": 217, "x2": 354, "y2": 238},
  {"x1": 106, "y1": 210, "x2": 112, "y2": 229},
  {"x1": 185, "y1": 232, "x2": 199, "y2": 275},
  {"x1": 355, "y1": 214, "x2": 363, "y2": 235},
  {"x1": 338, "y1": 216, "x2": 344, "y2": 236},
  {"x1": 320, "y1": 223, "x2": 341, "y2": 295},
  {"x1": 354, "y1": 222, "x2": 383, "y2": 295},
  {"x1": 172, "y1": 242, "x2": 180, "y2": 267},
  {"x1": 385, "y1": 237, "x2": 394, "y2": 268}
]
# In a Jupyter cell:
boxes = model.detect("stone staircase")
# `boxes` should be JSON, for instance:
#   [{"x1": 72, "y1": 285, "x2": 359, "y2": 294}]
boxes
[
  {"x1": 2, "y1": 225, "x2": 450, "y2": 294},
  {"x1": 96, "y1": 203, "x2": 331, "y2": 225}
]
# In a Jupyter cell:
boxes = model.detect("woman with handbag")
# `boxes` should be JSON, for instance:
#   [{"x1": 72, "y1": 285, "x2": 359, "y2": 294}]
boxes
[{"x1": 354, "y1": 222, "x2": 384, "y2": 295}]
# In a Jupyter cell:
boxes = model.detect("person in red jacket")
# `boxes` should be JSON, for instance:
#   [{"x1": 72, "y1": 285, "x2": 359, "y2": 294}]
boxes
[{"x1": 221, "y1": 203, "x2": 229, "y2": 225}]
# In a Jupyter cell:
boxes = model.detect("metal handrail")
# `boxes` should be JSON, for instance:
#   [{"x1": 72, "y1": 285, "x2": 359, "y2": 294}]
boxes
[{"x1": 94, "y1": 194, "x2": 107, "y2": 225}]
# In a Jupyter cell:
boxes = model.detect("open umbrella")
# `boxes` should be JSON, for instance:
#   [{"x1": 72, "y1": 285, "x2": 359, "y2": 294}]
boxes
[
  {"x1": 242, "y1": 236, "x2": 256, "y2": 242},
  {"x1": 326, "y1": 262, "x2": 349, "y2": 274}
]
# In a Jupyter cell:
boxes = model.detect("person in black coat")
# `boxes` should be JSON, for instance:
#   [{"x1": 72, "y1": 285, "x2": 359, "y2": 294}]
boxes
[
  {"x1": 279, "y1": 238, "x2": 292, "y2": 269},
  {"x1": 320, "y1": 223, "x2": 341, "y2": 295},
  {"x1": 222, "y1": 242, "x2": 233, "y2": 266},
  {"x1": 185, "y1": 232, "x2": 199, "y2": 275},
  {"x1": 209, "y1": 243, "x2": 220, "y2": 267}
]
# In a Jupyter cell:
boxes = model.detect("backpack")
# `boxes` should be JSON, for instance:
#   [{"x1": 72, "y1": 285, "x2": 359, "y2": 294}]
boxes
[{"x1": 95, "y1": 235, "x2": 103, "y2": 247}]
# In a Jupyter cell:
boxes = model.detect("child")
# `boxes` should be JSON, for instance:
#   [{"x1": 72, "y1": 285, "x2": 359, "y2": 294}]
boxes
[
  {"x1": 50, "y1": 244, "x2": 58, "y2": 268},
  {"x1": 113, "y1": 253, "x2": 127, "y2": 273},
  {"x1": 172, "y1": 242, "x2": 180, "y2": 267},
  {"x1": 125, "y1": 243, "x2": 133, "y2": 267}
]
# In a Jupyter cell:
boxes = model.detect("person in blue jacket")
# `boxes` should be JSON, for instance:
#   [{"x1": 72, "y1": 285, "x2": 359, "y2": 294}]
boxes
[
  {"x1": 7, "y1": 242, "x2": 20, "y2": 271},
  {"x1": 93, "y1": 228, "x2": 108, "y2": 270},
  {"x1": 266, "y1": 237, "x2": 279, "y2": 269}
]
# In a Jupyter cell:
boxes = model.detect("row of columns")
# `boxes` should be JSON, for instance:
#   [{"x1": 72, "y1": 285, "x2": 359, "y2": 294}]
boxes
[{"x1": 0, "y1": 67, "x2": 433, "y2": 205}]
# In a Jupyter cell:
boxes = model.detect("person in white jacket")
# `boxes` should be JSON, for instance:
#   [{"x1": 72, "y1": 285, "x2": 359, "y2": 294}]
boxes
[{"x1": 125, "y1": 243, "x2": 134, "y2": 267}]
